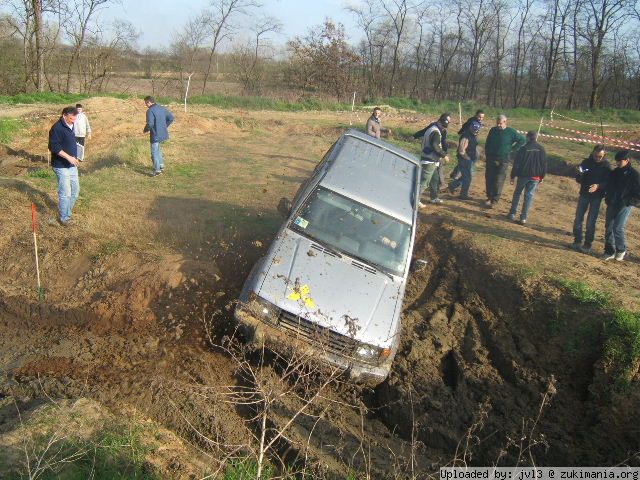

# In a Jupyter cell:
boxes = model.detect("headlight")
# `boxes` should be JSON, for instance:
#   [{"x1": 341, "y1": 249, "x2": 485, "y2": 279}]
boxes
[
  {"x1": 355, "y1": 344, "x2": 390, "y2": 363},
  {"x1": 244, "y1": 293, "x2": 280, "y2": 323}
]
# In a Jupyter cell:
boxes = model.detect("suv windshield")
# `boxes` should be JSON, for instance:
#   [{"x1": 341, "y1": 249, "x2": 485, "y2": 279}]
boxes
[{"x1": 289, "y1": 187, "x2": 411, "y2": 275}]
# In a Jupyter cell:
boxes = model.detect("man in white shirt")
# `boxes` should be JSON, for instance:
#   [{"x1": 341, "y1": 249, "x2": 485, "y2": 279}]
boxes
[{"x1": 73, "y1": 103, "x2": 92, "y2": 161}]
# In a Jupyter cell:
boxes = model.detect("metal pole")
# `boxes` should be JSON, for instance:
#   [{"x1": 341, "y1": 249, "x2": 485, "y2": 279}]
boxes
[{"x1": 458, "y1": 102, "x2": 463, "y2": 126}]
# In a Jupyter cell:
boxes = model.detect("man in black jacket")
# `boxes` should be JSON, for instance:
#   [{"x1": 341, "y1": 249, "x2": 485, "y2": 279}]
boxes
[
  {"x1": 507, "y1": 131, "x2": 546, "y2": 225},
  {"x1": 603, "y1": 150, "x2": 640, "y2": 261},
  {"x1": 572, "y1": 145, "x2": 609, "y2": 253},
  {"x1": 413, "y1": 113, "x2": 450, "y2": 207}
]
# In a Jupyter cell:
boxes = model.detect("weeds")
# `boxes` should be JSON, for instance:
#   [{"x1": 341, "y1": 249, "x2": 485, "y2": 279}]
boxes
[
  {"x1": 27, "y1": 168, "x2": 54, "y2": 179},
  {"x1": 603, "y1": 309, "x2": 640, "y2": 387},
  {"x1": 0, "y1": 118, "x2": 26, "y2": 143},
  {"x1": 556, "y1": 279, "x2": 611, "y2": 307}
]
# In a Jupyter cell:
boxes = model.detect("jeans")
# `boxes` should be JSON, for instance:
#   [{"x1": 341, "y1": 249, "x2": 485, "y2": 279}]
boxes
[
  {"x1": 573, "y1": 194, "x2": 603, "y2": 246},
  {"x1": 53, "y1": 166, "x2": 80, "y2": 222},
  {"x1": 485, "y1": 156, "x2": 509, "y2": 203},
  {"x1": 508, "y1": 178, "x2": 539, "y2": 220},
  {"x1": 419, "y1": 162, "x2": 440, "y2": 200},
  {"x1": 604, "y1": 204, "x2": 633, "y2": 254},
  {"x1": 151, "y1": 142, "x2": 164, "y2": 172},
  {"x1": 449, "y1": 158, "x2": 475, "y2": 197}
]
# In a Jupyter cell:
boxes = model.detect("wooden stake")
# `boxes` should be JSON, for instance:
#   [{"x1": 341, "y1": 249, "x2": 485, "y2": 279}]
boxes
[{"x1": 31, "y1": 203, "x2": 44, "y2": 302}]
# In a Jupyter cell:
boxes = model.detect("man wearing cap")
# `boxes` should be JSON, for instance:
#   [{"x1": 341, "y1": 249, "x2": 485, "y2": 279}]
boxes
[
  {"x1": 602, "y1": 150, "x2": 640, "y2": 261},
  {"x1": 484, "y1": 114, "x2": 526, "y2": 208},
  {"x1": 571, "y1": 144, "x2": 609, "y2": 254},
  {"x1": 48, "y1": 106, "x2": 81, "y2": 226},
  {"x1": 413, "y1": 113, "x2": 450, "y2": 207},
  {"x1": 507, "y1": 131, "x2": 547, "y2": 225},
  {"x1": 448, "y1": 119, "x2": 481, "y2": 200}
]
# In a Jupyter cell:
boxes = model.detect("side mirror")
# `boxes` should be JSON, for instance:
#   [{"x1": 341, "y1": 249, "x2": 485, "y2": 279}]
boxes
[
  {"x1": 410, "y1": 258, "x2": 428, "y2": 273},
  {"x1": 277, "y1": 197, "x2": 292, "y2": 218}
]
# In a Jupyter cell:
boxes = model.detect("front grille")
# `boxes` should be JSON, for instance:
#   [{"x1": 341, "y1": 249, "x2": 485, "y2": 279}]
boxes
[{"x1": 277, "y1": 310, "x2": 359, "y2": 357}]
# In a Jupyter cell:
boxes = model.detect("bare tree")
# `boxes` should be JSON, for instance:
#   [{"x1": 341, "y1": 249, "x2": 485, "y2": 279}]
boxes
[
  {"x1": 510, "y1": 0, "x2": 535, "y2": 108},
  {"x1": 579, "y1": 0, "x2": 634, "y2": 109},
  {"x1": 233, "y1": 16, "x2": 281, "y2": 94},
  {"x1": 200, "y1": 0, "x2": 259, "y2": 95},
  {"x1": 540, "y1": 0, "x2": 571, "y2": 109},
  {"x1": 380, "y1": 0, "x2": 418, "y2": 97}
]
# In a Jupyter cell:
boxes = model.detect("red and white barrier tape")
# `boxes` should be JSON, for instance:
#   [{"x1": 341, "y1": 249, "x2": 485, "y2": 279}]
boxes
[
  {"x1": 550, "y1": 111, "x2": 612, "y2": 127},
  {"x1": 516, "y1": 130, "x2": 640, "y2": 153},
  {"x1": 545, "y1": 124, "x2": 640, "y2": 148}
]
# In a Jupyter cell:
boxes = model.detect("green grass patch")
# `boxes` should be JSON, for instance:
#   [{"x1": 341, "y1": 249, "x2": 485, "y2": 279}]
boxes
[
  {"x1": 603, "y1": 309, "x2": 640, "y2": 387},
  {"x1": 557, "y1": 278, "x2": 612, "y2": 307},
  {"x1": 27, "y1": 168, "x2": 55, "y2": 179},
  {"x1": 0, "y1": 118, "x2": 26, "y2": 143},
  {"x1": 0, "y1": 92, "x2": 88, "y2": 104},
  {"x1": 189, "y1": 94, "x2": 350, "y2": 112},
  {"x1": 224, "y1": 459, "x2": 274, "y2": 479},
  {"x1": 5, "y1": 423, "x2": 158, "y2": 480},
  {"x1": 91, "y1": 240, "x2": 124, "y2": 262}
]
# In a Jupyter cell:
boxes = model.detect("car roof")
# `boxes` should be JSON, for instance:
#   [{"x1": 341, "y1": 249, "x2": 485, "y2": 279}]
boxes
[{"x1": 319, "y1": 129, "x2": 419, "y2": 224}]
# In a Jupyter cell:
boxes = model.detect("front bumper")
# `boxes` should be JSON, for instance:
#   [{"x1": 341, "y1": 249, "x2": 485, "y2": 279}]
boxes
[{"x1": 234, "y1": 303, "x2": 393, "y2": 387}]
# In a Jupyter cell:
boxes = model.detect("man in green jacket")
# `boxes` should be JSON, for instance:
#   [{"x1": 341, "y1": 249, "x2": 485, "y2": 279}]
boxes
[{"x1": 484, "y1": 114, "x2": 525, "y2": 208}]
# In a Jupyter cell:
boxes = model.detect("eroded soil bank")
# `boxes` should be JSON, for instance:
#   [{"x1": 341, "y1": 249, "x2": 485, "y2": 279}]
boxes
[{"x1": 1, "y1": 219, "x2": 638, "y2": 478}]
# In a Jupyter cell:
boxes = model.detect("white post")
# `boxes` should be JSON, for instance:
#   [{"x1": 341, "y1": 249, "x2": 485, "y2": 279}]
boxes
[
  {"x1": 184, "y1": 73, "x2": 193, "y2": 113},
  {"x1": 537, "y1": 115, "x2": 544, "y2": 136},
  {"x1": 349, "y1": 91, "x2": 356, "y2": 126},
  {"x1": 458, "y1": 102, "x2": 462, "y2": 126}
]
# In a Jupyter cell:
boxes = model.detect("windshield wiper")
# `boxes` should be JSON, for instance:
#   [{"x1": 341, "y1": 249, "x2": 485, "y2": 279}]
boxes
[{"x1": 347, "y1": 252, "x2": 396, "y2": 280}]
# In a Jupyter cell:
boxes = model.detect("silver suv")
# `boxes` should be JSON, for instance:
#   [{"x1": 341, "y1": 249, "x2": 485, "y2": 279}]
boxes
[{"x1": 235, "y1": 129, "x2": 421, "y2": 385}]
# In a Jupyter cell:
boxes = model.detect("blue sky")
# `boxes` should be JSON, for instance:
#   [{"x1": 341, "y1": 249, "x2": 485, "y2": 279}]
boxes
[{"x1": 105, "y1": 0, "x2": 359, "y2": 49}]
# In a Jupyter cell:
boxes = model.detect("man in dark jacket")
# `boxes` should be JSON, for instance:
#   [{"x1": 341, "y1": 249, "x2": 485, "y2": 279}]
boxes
[
  {"x1": 448, "y1": 119, "x2": 481, "y2": 200},
  {"x1": 507, "y1": 131, "x2": 546, "y2": 225},
  {"x1": 143, "y1": 96, "x2": 175, "y2": 176},
  {"x1": 413, "y1": 113, "x2": 450, "y2": 207},
  {"x1": 571, "y1": 145, "x2": 610, "y2": 253},
  {"x1": 484, "y1": 114, "x2": 526, "y2": 208},
  {"x1": 48, "y1": 106, "x2": 81, "y2": 226},
  {"x1": 603, "y1": 150, "x2": 640, "y2": 261}
]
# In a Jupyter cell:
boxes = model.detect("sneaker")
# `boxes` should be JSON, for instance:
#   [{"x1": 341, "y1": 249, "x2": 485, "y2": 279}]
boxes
[
  {"x1": 570, "y1": 242, "x2": 582, "y2": 251},
  {"x1": 580, "y1": 244, "x2": 592, "y2": 254},
  {"x1": 602, "y1": 252, "x2": 616, "y2": 261},
  {"x1": 429, "y1": 198, "x2": 444, "y2": 205},
  {"x1": 459, "y1": 195, "x2": 471, "y2": 200},
  {"x1": 615, "y1": 251, "x2": 626, "y2": 261},
  {"x1": 419, "y1": 201, "x2": 427, "y2": 208},
  {"x1": 484, "y1": 199, "x2": 492, "y2": 208},
  {"x1": 58, "y1": 218, "x2": 75, "y2": 226},
  {"x1": 447, "y1": 184, "x2": 458, "y2": 194},
  {"x1": 518, "y1": 219, "x2": 527, "y2": 225},
  {"x1": 152, "y1": 170, "x2": 163, "y2": 177},
  {"x1": 507, "y1": 213, "x2": 516, "y2": 221}
]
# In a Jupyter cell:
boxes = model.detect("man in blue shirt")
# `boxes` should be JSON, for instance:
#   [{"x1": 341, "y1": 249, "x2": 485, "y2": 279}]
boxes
[
  {"x1": 143, "y1": 96, "x2": 175, "y2": 176},
  {"x1": 48, "y1": 106, "x2": 81, "y2": 226}
]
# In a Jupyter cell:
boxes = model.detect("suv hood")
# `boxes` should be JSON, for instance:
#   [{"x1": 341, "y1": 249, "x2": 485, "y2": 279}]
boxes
[{"x1": 257, "y1": 229, "x2": 402, "y2": 346}]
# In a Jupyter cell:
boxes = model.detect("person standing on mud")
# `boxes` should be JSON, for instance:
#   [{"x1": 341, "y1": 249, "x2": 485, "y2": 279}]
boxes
[
  {"x1": 49, "y1": 106, "x2": 81, "y2": 226},
  {"x1": 484, "y1": 114, "x2": 525, "y2": 208},
  {"x1": 507, "y1": 131, "x2": 547, "y2": 225},
  {"x1": 448, "y1": 119, "x2": 481, "y2": 200},
  {"x1": 450, "y1": 109, "x2": 485, "y2": 182},
  {"x1": 143, "y1": 96, "x2": 174, "y2": 177},
  {"x1": 367, "y1": 107, "x2": 382, "y2": 139},
  {"x1": 414, "y1": 113, "x2": 450, "y2": 207},
  {"x1": 571, "y1": 145, "x2": 610, "y2": 254},
  {"x1": 602, "y1": 150, "x2": 640, "y2": 262},
  {"x1": 73, "y1": 103, "x2": 91, "y2": 161}
]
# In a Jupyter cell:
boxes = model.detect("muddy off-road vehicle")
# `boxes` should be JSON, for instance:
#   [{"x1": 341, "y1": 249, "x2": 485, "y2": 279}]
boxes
[{"x1": 235, "y1": 129, "x2": 422, "y2": 385}]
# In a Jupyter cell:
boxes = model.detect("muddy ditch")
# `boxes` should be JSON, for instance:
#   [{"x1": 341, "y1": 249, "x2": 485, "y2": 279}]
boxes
[{"x1": 0, "y1": 220, "x2": 638, "y2": 477}]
